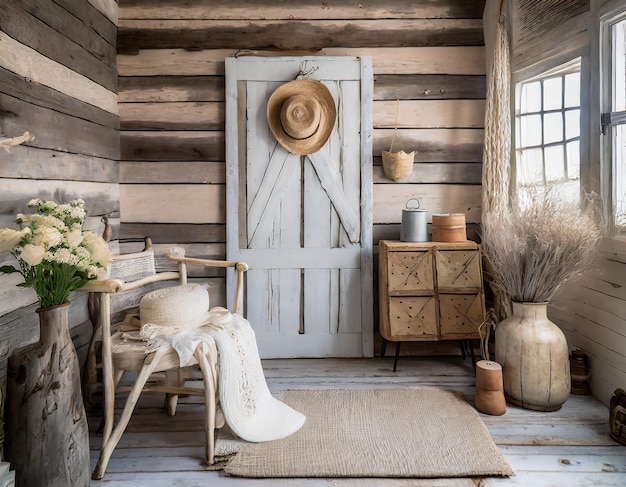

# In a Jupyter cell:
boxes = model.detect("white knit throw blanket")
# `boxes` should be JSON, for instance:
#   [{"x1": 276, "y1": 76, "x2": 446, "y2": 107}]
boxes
[{"x1": 140, "y1": 307, "x2": 306, "y2": 442}]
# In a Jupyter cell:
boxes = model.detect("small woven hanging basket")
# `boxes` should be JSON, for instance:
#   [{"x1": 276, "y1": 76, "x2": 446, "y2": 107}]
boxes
[
  {"x1": 382, "y1": 150, "x2": 415, "y2": 181},
  {"x1": 382, "y1": 99, "x2": 415, "y2": 181}
]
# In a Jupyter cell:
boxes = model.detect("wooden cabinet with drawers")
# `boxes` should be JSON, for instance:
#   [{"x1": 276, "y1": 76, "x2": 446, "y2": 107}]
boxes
[{"x1": 378, "y1": 240, "x2": 486, "y2": 344}]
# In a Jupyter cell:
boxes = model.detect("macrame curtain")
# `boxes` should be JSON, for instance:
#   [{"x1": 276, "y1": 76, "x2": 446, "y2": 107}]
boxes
[
  {"x1": 482, "y1": 4, "x2": 511, "y2": 217},
  {"x1": 481, "y1": 0, "x2": 513, "y2": 338}
]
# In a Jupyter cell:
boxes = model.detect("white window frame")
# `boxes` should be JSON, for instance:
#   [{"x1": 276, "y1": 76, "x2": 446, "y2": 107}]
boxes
[
  {"x1": 601, "y1": 8, "x2": 626, "y2": 236},
  {"x1": 514, "y1": 59, "x2": 582, "y2": 200}
]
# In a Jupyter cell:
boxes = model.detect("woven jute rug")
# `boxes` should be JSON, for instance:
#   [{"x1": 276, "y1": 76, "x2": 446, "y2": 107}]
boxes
[{"x1": 224, "y1": 389, "x2": 514, "y2": 478}]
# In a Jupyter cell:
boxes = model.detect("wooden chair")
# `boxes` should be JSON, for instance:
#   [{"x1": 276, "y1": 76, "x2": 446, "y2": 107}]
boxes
[
  {"x1": 83, "y1": 245, "x2": 248, "y2": 480},
  {"x1": 83, "y1": 237, "x2": 158, "y2": 411}
]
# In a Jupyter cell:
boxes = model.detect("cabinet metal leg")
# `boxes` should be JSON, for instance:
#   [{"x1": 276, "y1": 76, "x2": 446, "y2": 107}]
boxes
[
  {"x1": 393, "y1": 342, "x2": 401, "y2": 372},
  {"x1": 459, "y1": 340, "x2": 467, "y2": 359},
  {"x1": 467, "y1": 340, "x2": 477, "y2": 372},
  {"x1": 459, "y1": 340, "x2": 477, "y2": 372}
]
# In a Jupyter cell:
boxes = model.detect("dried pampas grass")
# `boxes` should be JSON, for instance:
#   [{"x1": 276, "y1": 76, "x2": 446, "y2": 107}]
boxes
[{"x1": 481, "y1": 189, "x2": 602, "y2": 303}]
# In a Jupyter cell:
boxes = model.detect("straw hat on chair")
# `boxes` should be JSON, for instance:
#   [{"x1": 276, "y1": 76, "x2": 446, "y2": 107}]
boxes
[{"x1": 267, "y1": 80, "x2": 336, "y2": 155}]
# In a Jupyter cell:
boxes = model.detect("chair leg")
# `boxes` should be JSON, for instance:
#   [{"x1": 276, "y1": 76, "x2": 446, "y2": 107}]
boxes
[
  {"x1": 165, "y1": 393, "x2": 179, "y2": 416},
  {"x1": 83, "y1": 293, "x2": 103, "y2": 410},
  {"x1": 194, "y1": 345, "x2": 217, "y2": 466},
  {"x1": 165, "y1": 369, "x2": 186, "y2": 415},
  {"x1": 100, "y1": 368, "x2": 126, "y2": 440},
  {"x1": 92, "y1": 349, "x2": 166, "y2": 480}
]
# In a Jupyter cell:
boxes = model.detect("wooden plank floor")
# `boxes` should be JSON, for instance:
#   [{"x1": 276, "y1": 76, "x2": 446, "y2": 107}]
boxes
[{"x1": 89, "y1": 356, "x2": 626, "y2": 486}]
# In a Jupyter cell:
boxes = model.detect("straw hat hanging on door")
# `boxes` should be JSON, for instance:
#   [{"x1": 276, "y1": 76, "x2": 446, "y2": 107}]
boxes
[{"x1": 267, "y1": 79, "x2": 336, "y2": 155}]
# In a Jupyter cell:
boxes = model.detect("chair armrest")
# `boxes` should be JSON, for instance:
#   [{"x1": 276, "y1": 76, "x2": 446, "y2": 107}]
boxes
[
  {"x1": 167, "y1": 249, "x2": 248, "y2": 314},
  {"x1": 81, "y1": 278, "x2": 125, "y2": 293},
  {"x1": 81, "y1": 271, "x2": 181, "y2": 294},
  {"x1": 167, "y1": 254, "x2": 248, "y2": 271}
]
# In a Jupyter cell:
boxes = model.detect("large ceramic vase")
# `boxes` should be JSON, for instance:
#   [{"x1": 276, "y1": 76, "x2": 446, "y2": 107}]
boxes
[
  {"x1": 6, "y1": 301, "x2": 90, "y2": 487},
  {"x1": 495, "y1": 302, "x2": 570, "y2": 411}
]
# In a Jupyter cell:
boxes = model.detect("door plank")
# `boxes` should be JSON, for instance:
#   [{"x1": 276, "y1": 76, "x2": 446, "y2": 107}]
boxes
[
  {"x1": 359, "y1": 56, "x2": 375, "y2": 358},
  {"x1": 303, "y1": 156, "x2": 333, "y2": 336},
  {"x1": 245, "y1": 80, "x2": 277, "y2": 248},
  {"x1": 247, "y1": 146, "x2": 300, "y2": 248},
  {"x1": 236, "y1": 248, "x2": 361, "y2": 270},
  {"x1": 246, "y1": 270, "x2": 276, "y2": 334},
  {"x1": 304, "y1": 268, "x2": 332, "y2": 335},
  {"x1": 339, "y1": 268, "x2": 363, "y2": 334},
  {"x1": 278, "y1": 268, "x2": 302, "y2": 335},
  {"x1": 308, "y1": 152, "x2": 360, "y2": 243},
  {"x1": 337, "y1": 79, "x2": 363, "y2": 247},
  {"x1": 235, "y1": 56, "x2": 362, "y2": 82}
]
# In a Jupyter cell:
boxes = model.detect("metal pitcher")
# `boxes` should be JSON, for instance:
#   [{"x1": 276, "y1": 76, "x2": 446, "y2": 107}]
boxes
[{"x1": 400, "y1": 199, "x2": 428, "y2": 242}]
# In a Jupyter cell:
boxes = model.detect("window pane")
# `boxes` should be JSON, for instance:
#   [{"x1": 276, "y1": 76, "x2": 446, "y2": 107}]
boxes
[
  {"x1": 520, "y1": 114, "x2": 542, "y2": 146},
  {"x1": 521, "y1": 81, "x2": 541, "y2": 113},
  {"x1": 564, "y1": 73, "x2": 580, "y2": 108},
  {"x1": 545, "y1": 145, "x2": 565, "y2": 182},
  {"x1": 515, "y1": 58, "x2": 580, "y2": 196},
  {"x1": 566, "y1": 140, "x2": 580, "y2": 180},
  {"x1": 565, "y1": 109, "x2": 580, "y2": 139},
  {"x1": 544, "y1": 112, "x2": 563, "y2": 144},
  {"x1": 544, "y1": 77, "x2": 563, "y2": 110},
  {"x1": 518, "y1": 148, "x2": 544, "y2": 185}
]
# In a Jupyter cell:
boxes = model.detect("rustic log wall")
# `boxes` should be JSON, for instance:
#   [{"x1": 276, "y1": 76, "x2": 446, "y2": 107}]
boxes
[
  {"x1": 116, "y1": 0, "x2": 488, "y2": 304},
  {"x1": 0, "y1": 0, "x2": 119, "y2": 451}
]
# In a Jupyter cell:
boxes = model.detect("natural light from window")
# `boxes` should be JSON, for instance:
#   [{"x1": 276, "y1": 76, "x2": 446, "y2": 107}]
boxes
[{"x1": 515, "y1": 59, "x2": 581, "y2": 203}]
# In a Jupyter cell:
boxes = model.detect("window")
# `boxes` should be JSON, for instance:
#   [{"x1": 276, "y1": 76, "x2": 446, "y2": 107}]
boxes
[
  {"x1": 515, "y1": 59, "x2": 581, "y2": 202},
  {"x1": 602, "y1": 12, "x2": 626, "y2": 231}
]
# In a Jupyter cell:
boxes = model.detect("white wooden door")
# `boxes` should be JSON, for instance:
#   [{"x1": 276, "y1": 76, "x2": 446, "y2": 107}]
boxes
[{"x1": 225, "y1": 56, "x2": 373, "y2": 358}]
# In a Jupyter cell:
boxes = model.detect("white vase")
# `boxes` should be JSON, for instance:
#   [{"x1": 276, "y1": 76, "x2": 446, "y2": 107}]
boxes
[{"x1": 495, "y1": 302, "x2": 570, "y2": 411}]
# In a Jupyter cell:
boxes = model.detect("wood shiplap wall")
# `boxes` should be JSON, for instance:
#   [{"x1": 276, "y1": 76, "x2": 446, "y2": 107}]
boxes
[
  {"x1": 0, "y1": 0, "x2": 119, "y2": 446},
  {"x1": 116, "y1": 0, "x2": 487, "y2": 282}
]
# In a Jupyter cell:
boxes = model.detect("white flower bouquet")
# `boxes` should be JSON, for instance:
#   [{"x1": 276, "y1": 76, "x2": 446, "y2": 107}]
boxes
[{"x1": 0, "y1": 198, "x2": 113, "y2": 308}]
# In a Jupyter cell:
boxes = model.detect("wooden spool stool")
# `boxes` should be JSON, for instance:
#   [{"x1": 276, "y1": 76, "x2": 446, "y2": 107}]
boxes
[{"x1": 474, "y1": 360, "x2": 506, "y2": 416}]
